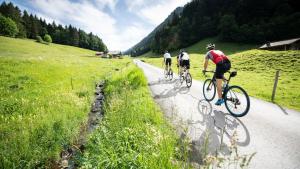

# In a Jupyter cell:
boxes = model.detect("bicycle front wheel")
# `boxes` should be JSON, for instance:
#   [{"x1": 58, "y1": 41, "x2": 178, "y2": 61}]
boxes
[
  {"x1": 203, "y1": 79, "x2": 216, "y2": 101},
  {"x1": 224, "y1": 85, "x2": 250, "y2": 117},
  {"x1": 186, "y1": 73, "x2": 192, "y2": 88}
]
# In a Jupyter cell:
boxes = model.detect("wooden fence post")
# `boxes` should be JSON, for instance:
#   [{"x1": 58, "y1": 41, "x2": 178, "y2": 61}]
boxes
[{"x1": 271, "y1": 70, "x2": 280, "y2": 102}]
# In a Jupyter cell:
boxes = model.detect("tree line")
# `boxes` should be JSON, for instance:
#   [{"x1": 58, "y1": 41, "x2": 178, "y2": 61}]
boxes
[
  {"x1": 0, "y1": 2, "x2": 107, "y2": 52},
  {"x1": 131, "y1": 0, "x2": 300, "y2": 55}
]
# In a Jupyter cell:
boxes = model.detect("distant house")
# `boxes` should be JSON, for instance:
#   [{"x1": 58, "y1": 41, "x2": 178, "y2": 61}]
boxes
[
  {"x1": 259, "y1": 38, "x2": 300, "y2": 51},
  {"x1": 108, "y1": 51, "x2": 122, "y2": 58},
  {"x1": 95, "y1": 52, "x2": 105, "y2": 57}
]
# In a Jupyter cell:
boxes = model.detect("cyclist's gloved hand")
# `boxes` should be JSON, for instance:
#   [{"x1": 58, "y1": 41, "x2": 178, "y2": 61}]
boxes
[{"x1": 202, "y1": 70, "x2": 206, "y2": 75}]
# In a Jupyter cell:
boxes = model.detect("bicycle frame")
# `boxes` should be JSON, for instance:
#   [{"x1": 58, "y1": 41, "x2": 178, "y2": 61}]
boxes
[
  {"x1": 206, "y1": 71, "x2": 233, "y2": 98},
  {"x1": 203, "y1": 70, "x2": 250, "y2": 117}
]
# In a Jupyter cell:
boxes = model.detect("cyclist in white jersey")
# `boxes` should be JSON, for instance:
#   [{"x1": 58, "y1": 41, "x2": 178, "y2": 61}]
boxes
[
  {"x1": 178, "y1": 49, "x2": 190, "y2": 74},
  {"x1": 163, "y1": 50, "x2": 172, "y2": 72}
]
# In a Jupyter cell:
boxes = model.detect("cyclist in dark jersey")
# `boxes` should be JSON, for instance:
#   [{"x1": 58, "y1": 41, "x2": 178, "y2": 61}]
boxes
[{"x1": 203, "y1": 43, "x2": 231, "y2": 105}]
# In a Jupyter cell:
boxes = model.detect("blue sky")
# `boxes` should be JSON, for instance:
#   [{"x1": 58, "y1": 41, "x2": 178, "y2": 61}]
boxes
[{"x1": 2, "y1": 0, "x2": 190, "y2": 51}]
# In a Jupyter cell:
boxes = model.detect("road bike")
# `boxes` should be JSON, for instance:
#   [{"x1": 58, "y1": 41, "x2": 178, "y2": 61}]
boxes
[
  {"x1": 203, "y1": 70, "x2": 250, "y2": 117},
  {"x1": 179, "y1": 66, "x2": 192, "y2": 88},
  {"x1": 164, "y1": 66, "x2": 173, "y2": 80}
]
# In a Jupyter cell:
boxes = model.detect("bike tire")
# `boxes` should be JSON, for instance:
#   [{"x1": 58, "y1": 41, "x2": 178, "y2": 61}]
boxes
[
  {"x1": 179, "y1": 72, "x2": 184, "y2": 83},
  {"x1": 186, "y1": 73, "x2": 192, "y2": 88},
  {"x1": 203, "y1": 79, "x2": 216, "y2": 101},
  {"x1": 224, "y1": 85, "x2": 250, "y2": 117},
  {"x1": 164, "y1": 69, "x2": 168, "y2": 79},
  {"x1": 169, "y1": 69, "x2": 173, "y2": 80}
]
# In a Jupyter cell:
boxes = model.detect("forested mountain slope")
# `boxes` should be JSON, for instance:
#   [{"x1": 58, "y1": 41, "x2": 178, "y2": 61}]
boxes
[{"x1": 128, "y1": 0, "x2": 300, "y2": 56}]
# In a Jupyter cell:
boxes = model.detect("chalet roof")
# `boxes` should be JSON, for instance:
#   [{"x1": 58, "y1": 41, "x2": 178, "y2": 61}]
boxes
[
  {"x1": 259, "y1": 38, "x2": 300, "y2": 49},
  {"x1": 108, "y1": 51, "x2": 121, "y2": 55}
]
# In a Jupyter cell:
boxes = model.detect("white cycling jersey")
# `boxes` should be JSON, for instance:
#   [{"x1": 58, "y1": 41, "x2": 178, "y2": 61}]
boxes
[
  {"x1": 181, "y1": 52, "x2": 189, "y2": 60},
  {"x1": 164, "y1": 53, "x2": 171, "y2": 59}
]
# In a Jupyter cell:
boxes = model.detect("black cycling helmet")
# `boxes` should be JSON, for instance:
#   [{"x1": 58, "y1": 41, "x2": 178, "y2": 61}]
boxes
[
  {"x1": 206, "y1": 43, "x2": 215, "y2": 50},
  {"x1": 164, "y1": 50, "x2": 168, "y2": 53},
  {"x1": 179, "y1": 49, "x2": 185, "y2": 53}
]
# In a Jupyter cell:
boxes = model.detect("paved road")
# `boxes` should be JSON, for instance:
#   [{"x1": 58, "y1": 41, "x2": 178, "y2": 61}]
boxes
[{"x1": 135, "y1": 59, "x2": 300, "y2": 169}]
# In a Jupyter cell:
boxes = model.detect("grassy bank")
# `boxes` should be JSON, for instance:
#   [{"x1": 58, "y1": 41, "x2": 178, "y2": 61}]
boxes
[
  {"x1": 0, "y1": 36, "x2": 130, "y2": 168},
  {"x1": 140, "y1": 38, "x2": 300, "y2": 111},
  {"x1": 79, "y1": 66, "x2": 187, "y2": 168}
]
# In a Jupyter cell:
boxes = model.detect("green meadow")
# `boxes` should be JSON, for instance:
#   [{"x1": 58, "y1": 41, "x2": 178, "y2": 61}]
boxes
[
  {"x1": 0, "y1": 36, "x2": 189, "y2": 169},
  {"x1": 141, "y1": 38, "x2": 300, "y2": 111},
  {"x1": 79, "y1": 66, "x2": 188, "y2": 168},
  {"x1": 0, "y1": 36, "x2": 130, "y2": 168}
]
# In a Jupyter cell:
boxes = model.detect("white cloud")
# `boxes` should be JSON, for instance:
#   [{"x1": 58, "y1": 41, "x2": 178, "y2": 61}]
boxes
[
  {"x1": 29, "y1": 0, "x2": 120, "y2": 49},
  {"x1": 18, "y1": 0, "x2": 190, "y2": 50},
  {"x1": 139, "y1": 0, "x2": 190, "y2": 25},
  {"x1": 125, "y1": 0, "x2": 146, "y2": 11},
  {"x1": 93, "y1": 0, "x2": 118, "y2": 11}
]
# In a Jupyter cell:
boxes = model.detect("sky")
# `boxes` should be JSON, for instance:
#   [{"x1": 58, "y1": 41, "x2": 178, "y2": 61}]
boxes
[{"x1": 2, "y1": 0, "x2": 190, "y2": 51}]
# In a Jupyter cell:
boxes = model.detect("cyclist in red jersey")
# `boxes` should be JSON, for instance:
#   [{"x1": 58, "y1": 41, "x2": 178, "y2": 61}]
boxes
[{"x1": 203, "y1": 43, "x2": 231, "y2": 105}]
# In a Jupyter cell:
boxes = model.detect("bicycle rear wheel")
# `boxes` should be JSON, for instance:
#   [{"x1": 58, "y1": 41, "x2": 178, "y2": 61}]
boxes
[
  {"x1": 164, "y1": 69, "x2": 168, "y2": 79},
  {"x1": 169, "y1": 69, "x2": 173, "y2": 80},
  {"x1": 186, "y1": 73, "x2": 192, "y2": 88},
  {"x1": 224, "y1": 85, "x2": 250, "y2": 117},
  {"x1": 179, "y1": 72, "x2": 184, "y2": 83},
  {"x1": 203, "y1": 79, "x2": 216, "y2": 101}
]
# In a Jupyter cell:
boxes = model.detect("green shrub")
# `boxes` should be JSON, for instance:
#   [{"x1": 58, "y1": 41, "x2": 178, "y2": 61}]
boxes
[
  {"x1": 0, "y1": 14, "x2": 18, "y2": 37},
  {"x1": 44, "y1": 34, "x2": 52, "y2": 44},
  {"x1": 36, "y1": 35, "x2": 43, "y2": 43}
]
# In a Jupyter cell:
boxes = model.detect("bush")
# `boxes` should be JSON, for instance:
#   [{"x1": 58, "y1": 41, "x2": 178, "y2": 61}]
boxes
[
  {"x1": 44, "y1": 34, "x2": 52, "y2": 44},
  {"x1": 0, "y1": 14, "x2": 18, "y2": 37},
  {"x1": 36, "y1": 35, "x2": 43, "y2": 43}
]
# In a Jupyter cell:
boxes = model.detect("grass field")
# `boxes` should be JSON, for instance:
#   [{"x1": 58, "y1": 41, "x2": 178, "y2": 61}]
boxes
[
  {"x1": 79, "y1": 66, "x2": 189, "y2": 168},
  {"x1": 0, "y1": 36, "x2": 130, "y2": 168},
  {"x1": 140, "y1": 37, "x2": 300, "y2": 111}
]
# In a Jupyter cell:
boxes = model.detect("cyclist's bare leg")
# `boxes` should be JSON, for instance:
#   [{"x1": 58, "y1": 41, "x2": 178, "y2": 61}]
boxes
[{"x1": 216, "y1": 78, "x2": 223, "y2": 99}]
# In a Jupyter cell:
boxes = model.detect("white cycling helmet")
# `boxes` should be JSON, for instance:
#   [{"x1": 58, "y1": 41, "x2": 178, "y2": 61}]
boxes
[{"x1": 206, "y1": 43, "x2": 215, "y2": 50}]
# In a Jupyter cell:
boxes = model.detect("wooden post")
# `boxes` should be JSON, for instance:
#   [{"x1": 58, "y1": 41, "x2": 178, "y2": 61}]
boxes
[
  {"x1": 271, "y1": 70, "x2": 280, "y2": 102},
  {"x1": 71, "y1": 77, "x2": 74, "y2": 90}
]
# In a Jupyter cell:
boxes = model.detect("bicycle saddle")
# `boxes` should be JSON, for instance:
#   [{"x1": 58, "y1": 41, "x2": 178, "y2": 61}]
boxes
[{"x1": 230, "y1": 71, "x2": 237, "y2": 77}]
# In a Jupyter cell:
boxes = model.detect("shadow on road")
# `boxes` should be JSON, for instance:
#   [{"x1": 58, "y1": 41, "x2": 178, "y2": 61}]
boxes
[
  {"x1": 275, "y1": 103, "x2": 289, "y2": 115},
  {"x1": 153, "y1": 86, "x2": 190, "y2": 99},
  {"x1": 148, "y1": 78, "x2": 177, "y2": 86},
  {"x1": 151, "y1": 78, "x2": 191, "y2": 99},
  {"x1": 187, "y1": 99, "x2": 251, "y2": 165}
]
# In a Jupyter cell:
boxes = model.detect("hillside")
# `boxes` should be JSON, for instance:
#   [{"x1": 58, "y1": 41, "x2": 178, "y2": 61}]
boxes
[
  {"x1": 128, "y1": 0, "x2": 300, "y2": 56},
  {"x1": 140, "y1": 38, "x2": 300, "y2": 111},
  {"x1": 0, "y1": 36, "x2": 129, "y2": 168},
  {"x1": 124, "y1": 7, "x2": 183, "y2": 56}
]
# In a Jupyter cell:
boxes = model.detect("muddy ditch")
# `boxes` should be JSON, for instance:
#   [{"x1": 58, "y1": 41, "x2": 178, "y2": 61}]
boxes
[{"x1": 54, "y1": 81, "x2": 106, "y2": 169}]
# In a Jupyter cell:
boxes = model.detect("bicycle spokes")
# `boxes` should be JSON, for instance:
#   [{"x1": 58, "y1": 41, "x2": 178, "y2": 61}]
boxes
[
  {"x1": 203, "y1": 79, "x2": 216, "y2": 101},
  {"x1": 224, "y1": 86, "x2": 250, "y2": 117}
]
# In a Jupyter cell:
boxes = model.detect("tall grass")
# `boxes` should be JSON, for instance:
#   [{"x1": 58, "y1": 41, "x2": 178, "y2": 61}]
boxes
[
  {"x1": 0, "y1": 36, "x2": 130, "y2": 168},
  {"x1": 79, "y1": 66, "x2": 188, "y2": 168}
]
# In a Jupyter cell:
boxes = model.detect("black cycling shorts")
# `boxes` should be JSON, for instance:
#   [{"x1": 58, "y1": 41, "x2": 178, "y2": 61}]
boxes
[
  {"x1": 215, "y1": 59, "x2": 231, "y2": 79},
  {"x1": 165, "y1": 58, "x2": 171, "y2": 66},
  {"x1": 181, "y1": 60, "x2": 190, "y2": 69}
]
